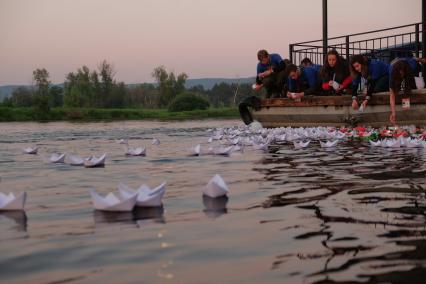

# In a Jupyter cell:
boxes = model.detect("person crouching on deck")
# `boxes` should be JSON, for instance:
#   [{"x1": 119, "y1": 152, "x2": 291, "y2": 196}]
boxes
[
  {"x1": 350, "y1": 55, "x2": 390, "y2": 112},
  {"x1": 254, "y1": 49, "x2": 288, "y2": 98},
  {"x1": 389, "y1": 58, "x2": 417, "y2": 124},
  {"x1": 285, "y1": 63, "x2": 321, "y2": 101},
  {"x1": 320, "y1": 49, "x2": 352, "y2": 95}
]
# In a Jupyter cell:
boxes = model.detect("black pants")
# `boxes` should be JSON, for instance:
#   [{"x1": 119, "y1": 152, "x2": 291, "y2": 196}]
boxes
[
  {"x1": 238, "y1": 96, "x2": 261, "y2": 125},
  {"x1": 257, "y1": 70, "x2": 287, "y2": 98}
]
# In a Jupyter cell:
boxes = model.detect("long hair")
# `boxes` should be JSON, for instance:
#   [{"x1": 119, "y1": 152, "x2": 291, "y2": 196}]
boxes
[
  {"x1": 390, "y1": 60, "x2": 414, "y2": 95},
  {"x1": 320, "y1": 49, "x2": 349, "y2": 80},
  {"x1": 350, "y1": 55, "x2": 369, "y2": 78}
]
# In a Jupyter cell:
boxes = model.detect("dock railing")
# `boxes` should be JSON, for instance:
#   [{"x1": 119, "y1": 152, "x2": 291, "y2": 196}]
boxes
[{"x1": 289, "y1": 22, "x2": 424, "y2": 65}]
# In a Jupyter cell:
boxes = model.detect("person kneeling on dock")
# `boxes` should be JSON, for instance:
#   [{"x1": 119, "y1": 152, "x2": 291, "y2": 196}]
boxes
[
  {"x1": 285, "y1": 63, "x2": 321, "y2": 101},
  {"x1": 350, "y1": 55, "x2": 390, "y2": 112},
  {"x1": 320, "y1": 50, "x2": 352, "y2": 95},
  {"x1": 253, "y1": 49, "x2": 288, "y2": 98},
  {"x1": 389, "y1": 57, "x2": 417, "y2": 124}
]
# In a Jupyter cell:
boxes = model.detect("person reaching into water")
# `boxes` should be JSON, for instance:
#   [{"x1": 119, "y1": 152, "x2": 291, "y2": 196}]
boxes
[
  {"x1": 389, "y1": 57, "x2": 417, "y2": 124},
  {"x1": 254, "y1": 49, "x2": 288, "y2": 98},
  {"x1": 285, "y1": 63, "x2": 322, "y2": 101},
  {"x1": 320, "y1": 49, "x2": 352, "y2": 95},
  {"x1": 350, "y1": 55, "x2": 390, "y2": 112}
]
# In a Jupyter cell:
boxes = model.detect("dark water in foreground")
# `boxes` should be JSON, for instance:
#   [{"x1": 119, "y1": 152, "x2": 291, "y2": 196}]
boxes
[{"x1": 0, "y1": 120, "x2": 426, "y2": 284}]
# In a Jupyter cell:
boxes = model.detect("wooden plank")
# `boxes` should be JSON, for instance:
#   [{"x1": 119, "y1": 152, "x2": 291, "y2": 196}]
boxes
[{"x1": 260, "y1": 88, "x2": 426, "y2": 107}]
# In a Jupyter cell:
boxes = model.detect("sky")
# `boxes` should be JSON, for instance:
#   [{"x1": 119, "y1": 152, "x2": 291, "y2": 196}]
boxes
[{"x1": 0, "y1": 0, "x2": 422, "y2": 85}]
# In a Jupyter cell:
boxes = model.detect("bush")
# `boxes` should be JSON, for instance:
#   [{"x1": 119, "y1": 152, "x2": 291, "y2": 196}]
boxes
[{"x1": 168, "y1": 92, "x2": 210, "y2": 112}]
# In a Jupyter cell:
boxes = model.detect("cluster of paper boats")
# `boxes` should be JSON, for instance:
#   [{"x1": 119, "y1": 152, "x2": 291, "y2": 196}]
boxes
[
  {"x1": 0, "y1": 174, "x2": 229, "y2": 212},
  {"x1": 205, "y1": 124, "x2": 426, "y2": 152}
]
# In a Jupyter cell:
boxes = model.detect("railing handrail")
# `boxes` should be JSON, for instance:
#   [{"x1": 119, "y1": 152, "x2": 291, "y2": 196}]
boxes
[{"x1": 291, "y1": 22, "x2": 423, "y2": 46}]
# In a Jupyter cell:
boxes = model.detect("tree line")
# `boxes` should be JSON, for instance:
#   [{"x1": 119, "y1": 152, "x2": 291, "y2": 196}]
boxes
[{"x1": 1, "y1": 60, "x2": 257, "y2": 110}]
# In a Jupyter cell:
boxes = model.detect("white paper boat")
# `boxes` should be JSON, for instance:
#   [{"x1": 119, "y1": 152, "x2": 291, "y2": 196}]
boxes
[
  {"x1": 118, "y1": 182, "x2": 166, "y2": 207},
  {"x1": 116, "y1": 139, "x2": 129, "y2": 145},
  {"x1": 213, "y1": 146, "x2": 233, "y2": 156},
  {"x1": 369, "y1": 140, "x2": 382, "y2": 147},
  {"x1": 385, "y1": 139, "x2": 401, "y2": 148},
  {"x1": 208, "y1": 137, "x2": 213, "y2": 143},
  {"x1": 152, "y1": 138, "x2": 161, "y2": 145},
  {"x1": 320, "y1": 140, "x2": 338, "y2": 148},
  {"x1": 293, "y1": 140, "x2": 310, "y2": 149},
  {"x1": 203, "y1": 174, "x2": 229, "y2": 198},
  {"x1": 89, "y1": 189, "x2": 137, "y2": 212},
  {"x1": 50, "y1": 153, "x2": 66, "y2": 163},
  {"x1": 84, "y1": 153, "x2": 106, "y2": 168},
  {"x1": 66, "y1": 154, "x2": 86, "y2": 166},
  {"x1": 189, "y1": 144, "x2": 201, "y2": 156},
  {"x1": 0, "y1": 192, "x2": 27, "y2": 211},
  {"x1": 23, "y1": 146, "x2": 38, "y2": 154},
  {"x1": 253, "y1": 143, "x2": 268, "y2": 152},
  {"x1": 125, "y1": 147, "x2": 146, "y2": 156}
]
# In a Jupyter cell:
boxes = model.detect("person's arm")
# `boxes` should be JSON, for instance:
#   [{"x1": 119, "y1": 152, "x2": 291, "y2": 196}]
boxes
[
  {"x1": 322, "y1": 82, "x2": 331, "y2": 90},
  {"x1": 341, "y1": 75, "x2": 353, "y2": 89},
  {"x1": 389, "y1": 87, "x2": 396, "y2": 124},
  {"x1": 415, "y1": 57, "x2": 426, "y2": 64}
]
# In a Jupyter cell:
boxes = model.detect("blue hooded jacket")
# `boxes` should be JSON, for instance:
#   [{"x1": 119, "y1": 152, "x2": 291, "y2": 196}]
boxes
[
  {"x1": 287, "y1": 66, "x2": 321, "y2": 96},
  {"x1": 257, "y1": 54, "x2": 284, "y2": 74},
  {"x1": 352, "y1": 59, "x2": 390, "y2": 96}
]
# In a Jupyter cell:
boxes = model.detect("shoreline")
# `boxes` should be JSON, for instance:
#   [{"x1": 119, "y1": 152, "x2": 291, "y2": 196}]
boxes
[{"x1": 0, "y1": 107, "x2": 239, "y2": 122}]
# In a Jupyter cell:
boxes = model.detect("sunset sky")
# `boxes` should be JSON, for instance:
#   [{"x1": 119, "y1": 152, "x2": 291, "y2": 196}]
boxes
[{"x1": 0, "y1": 0, "x2": 421, "y2": 85}]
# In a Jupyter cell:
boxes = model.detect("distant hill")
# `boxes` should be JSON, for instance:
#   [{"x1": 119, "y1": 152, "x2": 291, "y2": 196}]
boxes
[{"x1": 0, "y1": 77, "x2": 255, "y2": 101}]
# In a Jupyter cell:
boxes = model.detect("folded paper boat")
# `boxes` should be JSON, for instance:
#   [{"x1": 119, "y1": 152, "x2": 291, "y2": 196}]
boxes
[
  {"x1": 118, "y1": 182, "x2": 166, "y2": 207},
  {"x1": 0, "y1": 192, "x2": 27, "y2": 211},
  {"x1": 293, "y1": 140, "x2": 310, "y2": 149},
  {"x1": 89, "y1": 189, "x2": 137, "y2": 212},
  {"x1": 50, "y1": 153, "x2": 66, "y2": 163},
  {"x1": 84, "y1": 154, "x2": 106, "y2": 168},
  {"x1": 67, "y1": 154, "x2": 86, "y2": 166},
  {"x1": 202, "y1": 174, "x2": 229, "y2": 198},
  {"x1": 189, "y1": 144, "x2": 201, "y2": 156},
  {"x1": 125, "y1": 147, "x2": 146, "y2": 156},
  {"x1": 320, "y1": 140, "x2": 338, "y2": 148},
  {"x1": 23, "y1": 146, "x2": 38, "y2": 154}
]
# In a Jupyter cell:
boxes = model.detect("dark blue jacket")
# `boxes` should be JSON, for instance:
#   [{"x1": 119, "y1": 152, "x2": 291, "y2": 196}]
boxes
[
  {"x1": 288, "y1": 66, "x2": 321, "y2": 96},
  {"x1": 257, "y1": 53, "x2": 285, "y2": 74},
  {"x1": 352, "y1": 59, "x2": 390, "y2": 96}
]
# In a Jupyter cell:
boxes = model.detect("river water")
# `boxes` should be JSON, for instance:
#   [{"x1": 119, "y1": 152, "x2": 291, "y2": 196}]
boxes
[{"x1": 0, "y1": 120, "x2": 425, "y2": 284}]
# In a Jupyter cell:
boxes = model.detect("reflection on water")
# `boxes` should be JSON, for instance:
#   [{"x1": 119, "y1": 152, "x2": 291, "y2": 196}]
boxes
[{"x1": 1, "y1": 120, "x2": 426, "y2": 283}]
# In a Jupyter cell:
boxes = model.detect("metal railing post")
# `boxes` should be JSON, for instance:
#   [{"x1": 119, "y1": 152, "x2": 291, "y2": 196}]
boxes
[
  {"x1": 345, "y1": 36, "x2": 350, "y2": 60},
  {"x1": 289, "y1": 44, "x2": 293, "y2": 63},
  {"x1": 415, "y1": 24, "x2": 420, "y2": 58}
]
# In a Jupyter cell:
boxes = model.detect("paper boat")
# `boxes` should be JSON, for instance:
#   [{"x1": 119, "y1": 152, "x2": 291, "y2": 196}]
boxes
[
  {"x1": 116, "y1": 139, "x2": 129, "y2": 145},
  {"x1": 0, "y1": 192, "x2": 27, "y2": 211},
  {"x1": 66, "y1": 154, "x2": 86, "y2": 166},
  {"x1": 189, "y1": 144, "x2": 201, "y2": 156},
  {"x1": 203, "y1": 174, "x2": 229, "y2": 198},
  {"x1": 320, "y1": 140, "x2": 338, "y2": 148},
  {"x1": 118, "y1": 182, "x2": 166, "y2": 207},
  {"x1": 369, "y1": 140, "x2": 382, "y2": 147},
  {"x1": 213, "y1": 146, "x2": 233, "y2": 156},
  {"x1": 208, "y1": 137, "x2": 213, "y2": 143},
  {"x1": 293, "y1": 140, "x2": 310, "y2": 149},
  {"x1": 253, "y1": 143, "x2": 268, "y2": 152},
  {"x1": 89, "y1": 189, "x2": 137, "y2": 212},
  {"x1": 385, "y1": 139, "x2": 401, "y2": 148},
  {"x1": 23, "y1": 146, "x2": 38, "y2": 154},
  {"x1": 125, "y1": 147, "x2": 146, "y2": 156},
  {"x1": 152, "y1": 138, "x2": 161, "y2": 145},
  {"x1": 50, "y1": 153, "x2": 66, "y2": 163},
  {"x1": 84, "y1": 153, "x2": 106, "y2": 168}
]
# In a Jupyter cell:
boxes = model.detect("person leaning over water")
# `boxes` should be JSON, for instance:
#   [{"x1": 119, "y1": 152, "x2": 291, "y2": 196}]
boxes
[
  {"x1": 254, "y1": 49, "x2": 288, "y2": 98},
  {"x1": 320, "y1": 49, "x2": 352, "y2": 95},
  {"x1": 388, "y1": 57, "x2": 417, "y2": 124},
  {"x1": 350, "y1": 55, "x2": 390, "y2": 111},
  {"x1": 285, "y1": 63, "x2": 322, "y2": 101}
]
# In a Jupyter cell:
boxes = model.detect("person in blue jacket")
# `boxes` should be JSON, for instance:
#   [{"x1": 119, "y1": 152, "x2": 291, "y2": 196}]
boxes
[
  {"x1": 388, "y1": 57, "x2": 418, "y2": 124},
  {"x1": 285, "y1": 63, "x2": 322, "y2": 100},
  {"x1": 350, "y1": 55, "x2": 390, "y2": 111},
  {"x1": 254, "y1": 49, "x2": 288, "y2": 98}
]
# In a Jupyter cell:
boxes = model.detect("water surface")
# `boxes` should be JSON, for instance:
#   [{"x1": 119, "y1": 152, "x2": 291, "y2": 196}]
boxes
[{"x1": 1, "y1": 120, "x2": 426, "y2": 284}]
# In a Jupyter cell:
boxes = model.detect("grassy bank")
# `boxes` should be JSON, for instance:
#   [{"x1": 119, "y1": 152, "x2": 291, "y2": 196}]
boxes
[{"x1": 0, "y1": 107, "x2": 239, "y2": 122}]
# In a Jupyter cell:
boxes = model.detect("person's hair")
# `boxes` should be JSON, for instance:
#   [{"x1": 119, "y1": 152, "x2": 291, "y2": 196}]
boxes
[
  {"x1": 301, "y1": 57, "x2": 313, "y2": 66},
  {"x1": 320, "y1": 49, "x2": 349, "y2": 79},
  {"x1": 350, "y1": 55, "x2": 369, "y2": 78},
  {"x1": 390, "y1": 60, "x2": 414, "y2": 95},
  {"x1": 285, "y1": 63, "x2": 298, "y2": 76},
  {"x1": 257, "y1": 50, "x2": 269, "y2": 61}
]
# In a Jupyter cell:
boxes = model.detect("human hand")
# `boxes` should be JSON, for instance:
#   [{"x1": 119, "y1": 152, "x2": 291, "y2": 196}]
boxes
[
  {"x1": 254, "y1": 84, "x2": 263, "y2": 91},
  {"x1": 351, "y1": 99, "x2": 358, "y2": 110}
]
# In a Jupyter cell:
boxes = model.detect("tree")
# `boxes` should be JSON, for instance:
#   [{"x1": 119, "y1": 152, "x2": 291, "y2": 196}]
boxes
[
  {"x1": 151, "y1": 66, "x2": 188, "y2": 107},
  {"x1": 10, "y1": 86, "x2": 34, "y2": 107},
  {"x1": 49, "y1": 85, "x2": 63, "y2": 107},
  {"x1": 33, "y1": 68, "x2": 51, "y2": 118}
]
